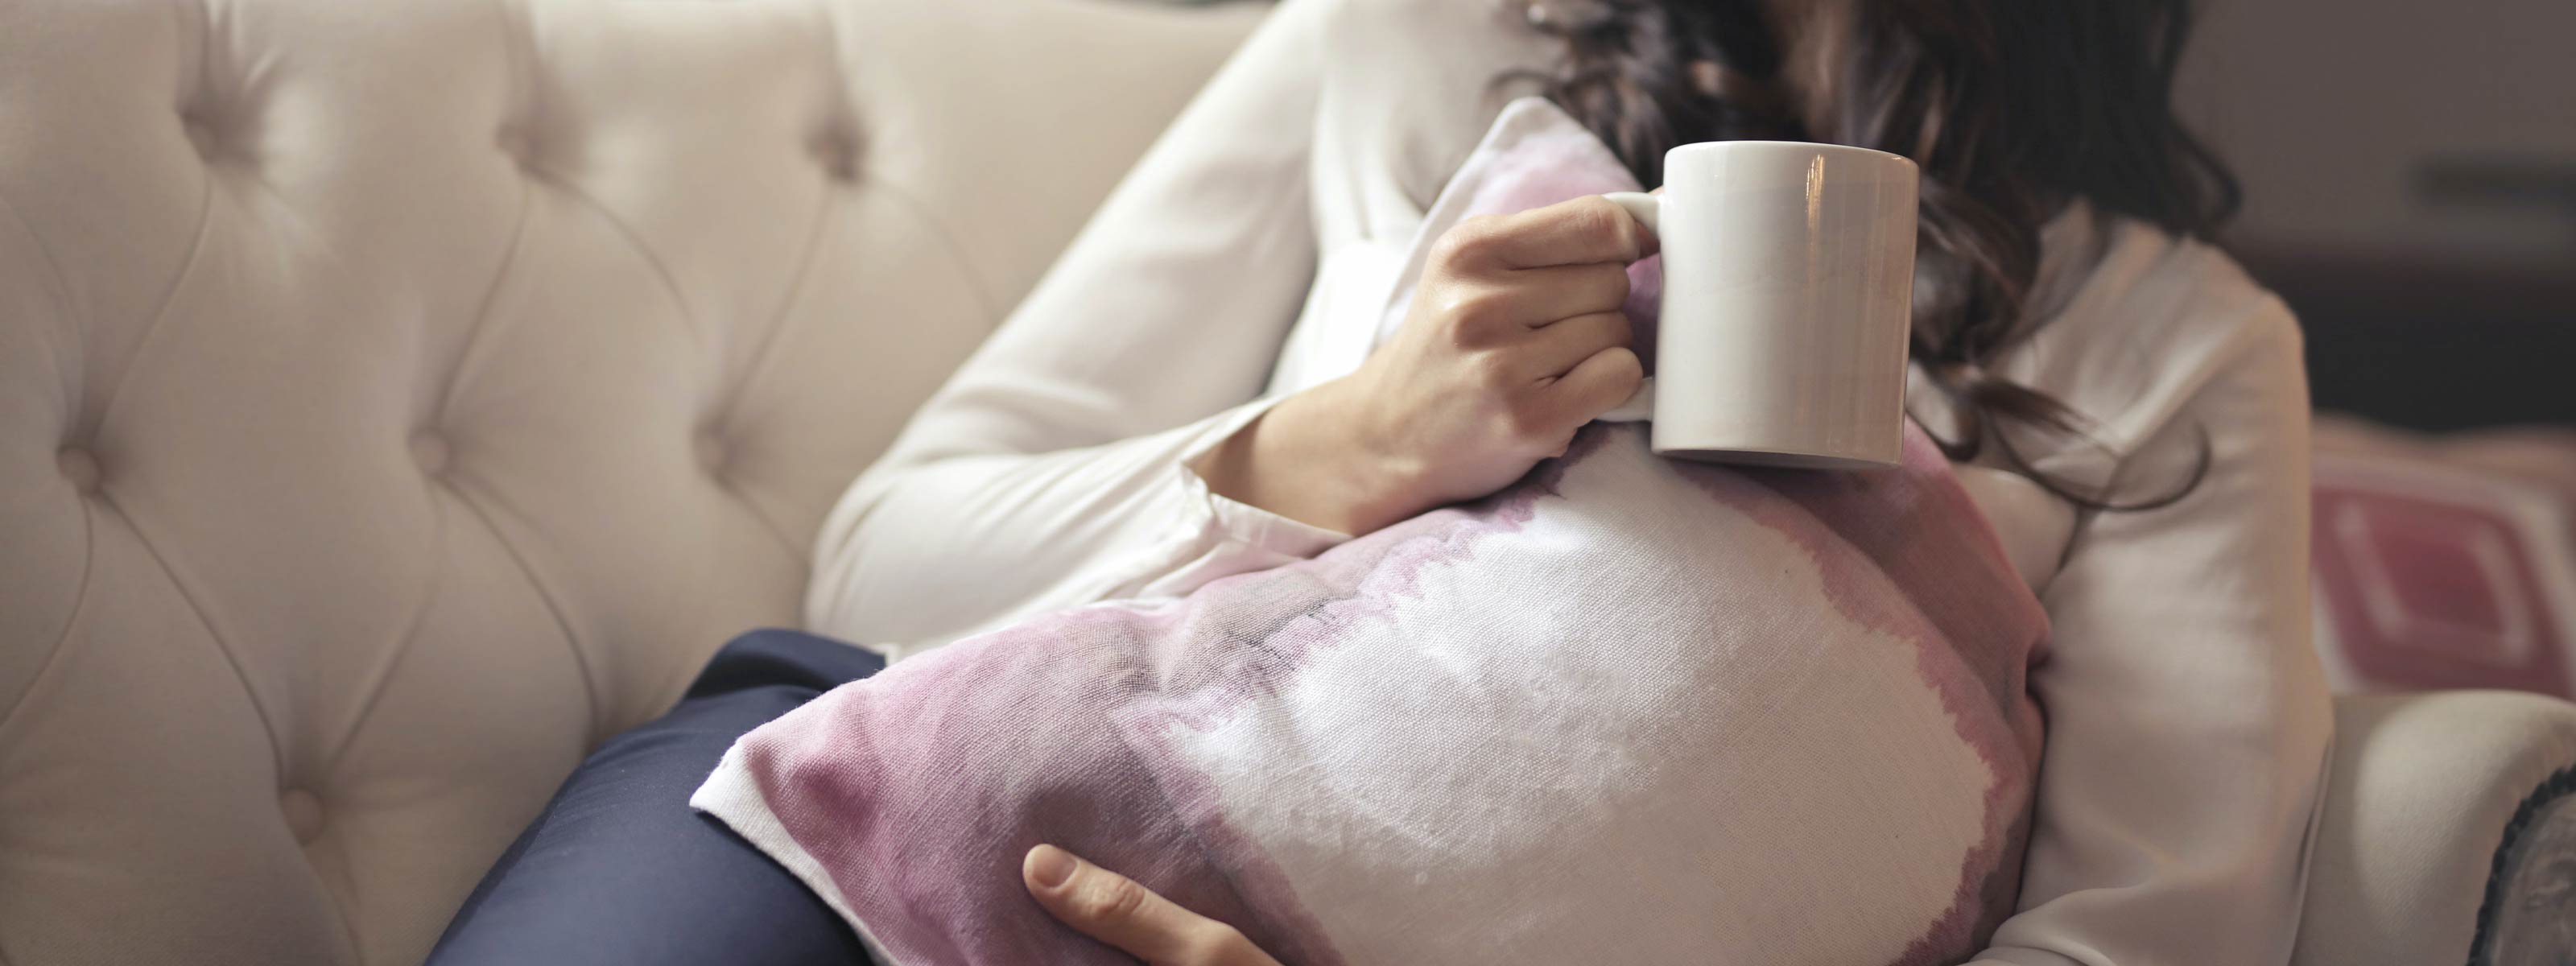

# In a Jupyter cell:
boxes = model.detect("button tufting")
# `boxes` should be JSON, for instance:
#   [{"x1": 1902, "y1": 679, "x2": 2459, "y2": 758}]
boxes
[
  {"x1": 410, "y1": 432, "x2": 451, "y2": 476},
  {"x1": 180, "y1": 114, "x2": 218, "y2": 160},
  {"x1": 279, "y1": 788, "x2": 324, "y2": 844},
  {"x1": 810, "y1": 126, "x2": 861, "y2": 183},
  {"x1": 693, "y1": 431, "x2": 729, "y2": 474},
  {"x1": 495, "y1": 123, "x2": 534, "y2": 166},
  {"x1": 56, "y1": 447, "x2": 99, "y2": 493}
]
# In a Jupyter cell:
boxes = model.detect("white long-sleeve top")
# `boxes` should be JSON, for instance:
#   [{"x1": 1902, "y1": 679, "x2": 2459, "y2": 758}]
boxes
[{"x1": 806, "y1": 1, "x2": 2334, "y2": 962}]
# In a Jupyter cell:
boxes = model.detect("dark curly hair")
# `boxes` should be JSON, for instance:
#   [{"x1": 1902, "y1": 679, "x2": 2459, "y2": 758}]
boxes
[{"x1": 1518, "y1": 0, "x2": 2235, "y2": 509}]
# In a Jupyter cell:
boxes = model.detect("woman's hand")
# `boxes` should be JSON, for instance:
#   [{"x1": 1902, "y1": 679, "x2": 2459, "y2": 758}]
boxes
[
  {"x1": 1023, "y1": 844, "x2": 1284, "y2": 966},
  {"x1": 1194, "y1": 196, "x2": 1653, "y2": 536}
]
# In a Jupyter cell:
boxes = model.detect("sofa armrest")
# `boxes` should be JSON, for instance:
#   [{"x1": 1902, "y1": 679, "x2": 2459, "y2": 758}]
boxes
[{"x1": 2295, "y1": 691, "x2": 2576, "y2": 966}]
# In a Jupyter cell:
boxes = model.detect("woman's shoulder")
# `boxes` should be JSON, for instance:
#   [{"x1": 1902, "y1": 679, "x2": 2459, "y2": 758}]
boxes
[
  {"x1": 1993, "y1": 208, "x2": 2305, "y2": 471},
  {"x1": 1299, "y1": 0, "x2": 1565, "y2": 217}
]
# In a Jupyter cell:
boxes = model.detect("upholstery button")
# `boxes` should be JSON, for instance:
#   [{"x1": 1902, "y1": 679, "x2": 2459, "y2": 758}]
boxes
[
  {"x1": 495, "y1": 123, "x2": 533, "y2": 165},
  {"x1": 56, "y1": 447, "x2": 100, "y2": 493},
  {"x1": 181, "y1": 114, "x2": 218, "y2": 160},
  {"x1": 810, "y1": 126, "x2": 861, "y2": 183},
  {"x1": 693, "y1": 431, "x2": 729, "y2": 473},
  {"x1": 279, "y1": 788, "x2": 324, "y2": 844},
  {"x1": 410, "y1": 432, "x2": 451, "y2": 476}
]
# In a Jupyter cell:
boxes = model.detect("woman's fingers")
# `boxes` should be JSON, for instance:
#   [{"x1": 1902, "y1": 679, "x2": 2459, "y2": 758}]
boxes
[
  {"x1": 1546, "y1": 345, "x2": 1647, "y2": 425},
  {"x1": 1438, "y1": 196, "x2": 1649, "y2": 271},
  {"x1": 1023, "y1": 845, "x2": 1282, "y2": 966},
  {"x1": 1243, "y1": 192, "x2": 1658, "y2": 537},
  {"x1": 1432, "y1": 263, "x2": 1629, "y2": 349},
  {"x1": 1495, "y1": 262, "x2": 1633, "y2": 328},
  {"x1": 1520, "y1": 311, "x2": 1633, "y2": 380}
]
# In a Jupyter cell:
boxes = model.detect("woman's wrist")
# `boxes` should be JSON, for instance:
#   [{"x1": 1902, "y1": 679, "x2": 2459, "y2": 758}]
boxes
[{"x1": 1195, "y1": 378, "x2": 1426, "y2": 538}]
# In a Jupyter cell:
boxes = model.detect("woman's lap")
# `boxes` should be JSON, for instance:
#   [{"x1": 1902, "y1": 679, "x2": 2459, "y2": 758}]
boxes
[{"x1": 429, "y1": 629, "x2": 884, "y2": 966}]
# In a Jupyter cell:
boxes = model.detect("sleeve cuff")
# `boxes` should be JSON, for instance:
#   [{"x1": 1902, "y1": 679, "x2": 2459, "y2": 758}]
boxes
[
  {"x1": 1174, "y1": 394, "x2": 1353, "y2": 559},
  {"x1": 1112, "y1": 396, "x2": 1355, "y2": 603}
]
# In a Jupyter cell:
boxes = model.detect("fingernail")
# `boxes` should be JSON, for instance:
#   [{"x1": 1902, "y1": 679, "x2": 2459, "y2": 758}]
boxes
[{"x1": 1026, "y1": 844, "x2": 1078, "y2": 889}]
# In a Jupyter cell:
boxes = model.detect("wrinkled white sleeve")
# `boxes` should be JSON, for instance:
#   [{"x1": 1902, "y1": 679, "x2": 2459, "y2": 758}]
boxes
[
  {"x1": 1968, "y1": 305, "x2": 2335, "y2": 965},
  {"x1": 804, "y1": 1, "x2": 1347, "y2": 658}
]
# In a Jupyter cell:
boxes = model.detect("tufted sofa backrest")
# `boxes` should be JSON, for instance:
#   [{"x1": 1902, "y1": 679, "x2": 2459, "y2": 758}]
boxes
[{"x1": 0, "y1": 0, "x2": 1264, "y2": 962}]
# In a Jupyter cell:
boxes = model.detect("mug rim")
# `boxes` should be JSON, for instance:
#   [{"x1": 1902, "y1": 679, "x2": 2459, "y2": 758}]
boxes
[{"x1": 1662, "y1": 139, "x2": 1916, "y2": 170}]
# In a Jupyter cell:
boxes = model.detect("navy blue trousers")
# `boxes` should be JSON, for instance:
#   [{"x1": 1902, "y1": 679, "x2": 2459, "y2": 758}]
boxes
[{"x1": 429, "y1": 630, "x2": 885, "y2": 966}]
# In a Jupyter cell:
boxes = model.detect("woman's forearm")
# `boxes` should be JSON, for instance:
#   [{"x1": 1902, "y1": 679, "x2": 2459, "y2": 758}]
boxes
[
  {"x1": 1191, "y1": 378, "x2": 1422, "y2": 538},
  {"x1": 808, "y1": 402, "x2": 1349, "y2": 654}
]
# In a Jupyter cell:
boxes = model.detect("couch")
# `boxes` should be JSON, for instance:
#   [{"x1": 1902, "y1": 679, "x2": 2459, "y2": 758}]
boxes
[{"x1": 1, "y1": 1, "x2": 2569, "y2": 964}]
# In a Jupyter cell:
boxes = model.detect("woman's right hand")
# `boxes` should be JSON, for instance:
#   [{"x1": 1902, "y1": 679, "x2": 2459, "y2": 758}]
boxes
[{"x1": 1195, "y1": 196, "x2": 1653, "y2": 536}]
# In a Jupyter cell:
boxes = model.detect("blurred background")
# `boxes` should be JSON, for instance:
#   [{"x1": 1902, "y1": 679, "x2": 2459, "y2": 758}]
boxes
[
  {"x1": 1150, "y1": 0, "x2": 2576, "y2": 427},
  {"x1": 2178, "y1": 0, "x2": 2573, "y2": 430}
]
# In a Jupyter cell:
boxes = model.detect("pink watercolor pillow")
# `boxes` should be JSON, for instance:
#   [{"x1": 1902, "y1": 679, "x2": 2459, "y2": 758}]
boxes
[{"x1": 695, "y1": 98, "x2": 2050, "y2": 966}]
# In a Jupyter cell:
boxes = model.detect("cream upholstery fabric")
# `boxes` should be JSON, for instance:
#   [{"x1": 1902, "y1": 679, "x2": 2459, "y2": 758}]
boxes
[
  {"x1": 2293, "y1": 691, "x2": 2576, "y2": 966},
  {"x1": 0, "y1": 1, "x2": 1262, "y2": 963}
]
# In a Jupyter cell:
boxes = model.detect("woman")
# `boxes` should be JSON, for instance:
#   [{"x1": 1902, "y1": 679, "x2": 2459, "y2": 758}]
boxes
[{"x1": 436, "y1": 0, "x2": 2330, "y2": 963}]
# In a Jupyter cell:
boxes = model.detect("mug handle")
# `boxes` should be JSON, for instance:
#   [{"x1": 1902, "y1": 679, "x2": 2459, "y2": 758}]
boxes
[{"x1": 1602, "y1": 191, "x2": 1660, "y2": 237}]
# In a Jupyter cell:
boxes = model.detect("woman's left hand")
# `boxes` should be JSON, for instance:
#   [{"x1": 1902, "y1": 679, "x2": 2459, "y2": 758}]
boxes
[{"x1": 1022, "y1": 844, "x2": 1285, "y2": 965}]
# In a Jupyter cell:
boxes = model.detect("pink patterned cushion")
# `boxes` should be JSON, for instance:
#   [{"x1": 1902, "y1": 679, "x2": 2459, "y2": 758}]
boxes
[
  {"x1": 2310, "y1": 415, "x2": 2576, "y2": 697},
  {"x1": 698, "y1": 425, "x2": 2049, "y2": 966}
]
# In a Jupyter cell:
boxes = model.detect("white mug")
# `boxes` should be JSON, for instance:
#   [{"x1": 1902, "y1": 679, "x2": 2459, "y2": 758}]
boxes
[{"x1": 1604, "y1": 140, "x2": 1919, "y2": 469}]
